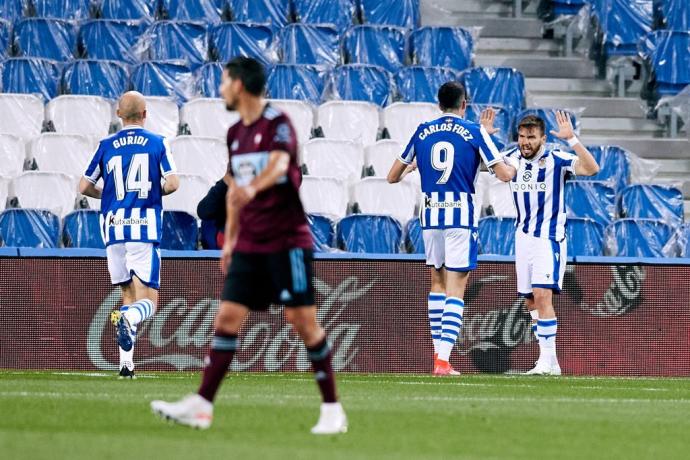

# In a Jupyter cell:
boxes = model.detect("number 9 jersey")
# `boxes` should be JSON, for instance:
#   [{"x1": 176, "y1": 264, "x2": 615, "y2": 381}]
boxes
[
  {"x1": 83, "y1": 125, "x2": 177, "y2": 245},
  {"x1": 398, "y1": 113, "x2": 502, "y2": 230}
]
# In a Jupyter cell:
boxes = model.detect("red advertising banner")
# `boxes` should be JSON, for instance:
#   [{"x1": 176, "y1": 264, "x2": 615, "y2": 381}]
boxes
[{"x1": 0, "y1": 256, "x2": 688, "y2": 376}]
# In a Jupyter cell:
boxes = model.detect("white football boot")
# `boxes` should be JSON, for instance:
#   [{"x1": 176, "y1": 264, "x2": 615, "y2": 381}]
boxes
[
  {"x1": 311, "y1": 402, "x2": 348, "y2": 435},
  {"x1": 524, "y1": 358, "x2": 553, "y2": 375},
  {"x1": 151, "y1": 394, "x2": 213, "y2": 429}
]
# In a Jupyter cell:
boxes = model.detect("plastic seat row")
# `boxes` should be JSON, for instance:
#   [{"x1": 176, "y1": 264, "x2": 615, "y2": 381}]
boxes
[{"x1": 639, "y1": 30, "x2": 690, "y2": 97}]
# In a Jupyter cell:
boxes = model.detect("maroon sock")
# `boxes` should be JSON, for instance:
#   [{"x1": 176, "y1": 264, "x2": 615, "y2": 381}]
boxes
[
  {"x1": 198, "y1": 333, "x2": 237, "y2": 403},
  {"x1": 307, "y1": 337, "x2": 338, "y2": 403}
]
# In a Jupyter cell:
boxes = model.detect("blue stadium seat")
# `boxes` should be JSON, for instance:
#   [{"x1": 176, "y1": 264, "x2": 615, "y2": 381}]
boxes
[
  {"x1": 409, "y1": 26, "x2": 474, "y2": 72},
  {"x1": 62, "y1": 210, "x2": 105, "y2": 248},
  {"x1": 395, "y1": 66, "x2": 463, "y2": 103},
  {"x1": 593, "y1": 0, "x2": 653, "y2": 57},
  {"x1": 658, "y1": 0, "x2": 690, "y2": 29},
  {"x1": 160, "y1": 0, "x2": 223, "y2": 23},
  {"x1": 129, "y1": 60, "x2": 193, "y2": 104},
  {"x1": 199, "y1": 218, "x2": 220, "y2": 249},
  {"x1": 0, "y1": 19, "x2": 9, "y2": 59},
  {"x1": 79, "y1": 19, "x2": 146, "y2": 64},
  {"x1": 643, "y1": 31, "x2": 690, "y2": 96},
  {"x1": 33, "y1": 0, "x2": 92, "y2": 19},
  {"x1": 266, "y1": 64, "x2": 325, "y2": 105},
  {"x1": 279, "y1": 24, "x2": 339, "y2": 66},
  {"x1": 162, "y1": 211, "x2": 198, "y2": 250},
  {"x1": 514, "y1": 108, "x2": 579, "y2": 145},
  {"x1": 229, "y1": 0, "x2": 290, "y2": 28},
  {"x1": 61, "y1": 59, "x2": 128, "y2": 99},
  {"x1": 337, "y1": 214, "x2": 402, "y2": 253},
  {"x1": 478, "y1": 216, "x2": 516, "y2": 256},
  {"x1": 579, "y1": 145, "x2": 630, "y2": 191},
  {"x1": 618, "y1": 184, "x2": 684, "y2": 224},
  {"x1": 193, "y1": 62, "x2": 223, "y2": 98},
  {"x1": 462, "y1": 67, "x2": 525, "y2": 115},
  {"x1": 307, "y1": 213, "x2": 335, "y2": 251},
  {"x1": 0, "y1": 209, "x2": 60, "y2": 248},
  {"x1": 676, "y1": 224, "x2": 690, "y2": 258},
  {"x1": 2, "y1": 57, "x2": 60, "y2": 100},
  {"x1": 565, "y1": 180, "x2": 616, "y2": 226},
  {"x1": 606, "y1": 218, "x2": 674, "y2": 257},
  {"x1": 99, "y1": 0, "x2": 157, "y2": 21},
  {"x1": 404, "y1": 218, "x2": 423, "y2": 254},
  {"x1": 342, "y1": 25, "x2": 407, "y2": 72},
  {"x1": 0, "y1": 0, "x2": 28, "y2": 21},
  {"x1": 293, "y1": 0, "x2": 356, "y2": 30},
  {"x1": 13, "y1": 18, "x2": 77, "y2": 61},
  {"x1": 359, "y1": 0, "x2": 420, "y2": 28},
  {"x1": 550, "y1": 0, "x2": 587, "y2": 16},
  {"x1": 327, "y1": 64, "x2": 392, "y2": 106},
  {"x1": 142, "y1": 21, "x2": 209, "y2": 70},
  {"x1": 466, "y1": 104, "x2": 511, "y2": 146},
  {"x1": 567, "y1": 217, "x2": 605, "y2": 257},
  {"x1": 210, "y1": 22, "x2": 275, "y2": 66}
]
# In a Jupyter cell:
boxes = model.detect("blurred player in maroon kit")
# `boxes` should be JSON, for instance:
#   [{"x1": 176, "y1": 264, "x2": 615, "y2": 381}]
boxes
[{"x1": 151, "y1": 57, "x2": 347, "y2": 434}]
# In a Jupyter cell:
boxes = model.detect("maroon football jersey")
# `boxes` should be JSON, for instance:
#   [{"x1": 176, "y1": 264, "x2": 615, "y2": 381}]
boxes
[{"x1": 227, "y1": 104, "x2": 312, "y2": 253}]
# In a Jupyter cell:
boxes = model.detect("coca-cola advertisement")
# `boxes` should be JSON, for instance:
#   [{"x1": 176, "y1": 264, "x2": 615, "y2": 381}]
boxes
[{"x1": 0, "y1": 256, "x2": 688, "y2": 376}]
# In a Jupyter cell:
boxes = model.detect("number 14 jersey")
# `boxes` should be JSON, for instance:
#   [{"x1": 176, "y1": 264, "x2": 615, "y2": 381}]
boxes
[
  {"x1": 83, "y1": 126, "x2": 177, "y2": 246},
  {"x1": 398, "y1": 113, "x2": 502, "y2": 230}
]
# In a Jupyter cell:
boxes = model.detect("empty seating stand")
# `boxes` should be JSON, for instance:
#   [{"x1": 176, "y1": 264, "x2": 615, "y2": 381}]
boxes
[
  {"x1": 62, "y1": 209, "x2": 105, "y2": 248},
  {"x1": 0, "y1": 208, "x2": 61, "y2": 248},
  {"x1": 337, "y1": 214, "x2": 403, "y2": 253}
]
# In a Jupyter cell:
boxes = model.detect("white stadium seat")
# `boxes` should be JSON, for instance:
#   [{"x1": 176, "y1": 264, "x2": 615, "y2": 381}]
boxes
[
  {"x1": 0, "y1": 175, "x2": 10, "y2": 211},
  {"x1": 488, "y1": 175, "x2": 517, "y2": 217},
  {"x1": 475, "y1": 171, "x2": 492, "y2": 213},
  {"x1": 302, "y1": 139, "x2": 364, "y2": 184},
  {"x1": 299, "y1": 176, "x2": 349, "y2": 219},
  {"x1": 352, "y1": 177, "x2": 418, "y2": 225},
  {"x1": 317, "y1": 101, "x2": 380, "y2": 145},
  {"x1": 180, "y1": 98, "x2": 240, "y2": 138},
  {"x1": 364, "y1": 139, "x2": 402, "y2": 177},
  {"x1": 30, "y1": 133, "x2": 94, "y2": 178},
  {"x1": 143, "y1": 96, "x2": 180, "y2": 139},
  {"x1": 382, "y1": 102, "x2": 441, "y2": 144},
  {"x1": 269, "y1": 99, "x2": 314, "y2": 144},
  {"x1": 0, "y1": 134, "x2": 27, "y2": 178},
  {"x1": 170, "y1": 136, "x2": 227, "y2": 183},
  {"x1": 162, "y1": 173, "x2": 211, "y2": 217},
  {"x1": 46, "y1": 95, "x2": 112, "y2": 138},
  {"x1": 0, "y1": 94, "x2": 44, "y2": 138},
  {"x1": 11, "y1": 171, "x2": 77, "y2": 217}
]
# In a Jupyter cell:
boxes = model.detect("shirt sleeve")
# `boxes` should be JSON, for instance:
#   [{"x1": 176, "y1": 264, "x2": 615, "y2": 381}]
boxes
[
  {"x1": 160, "y1": 137, "x2": 177, "y2": 177},
  {"x1": 397, "y1": 128, "x2": 418, "y2": 165},
  {"x1": 268, "y1": 115, "x2": 298, "y2": 158},
  {"x1": 83, "y1": 142, "x2": 104, "y2": 184},
  {"x1": 554, "y1": 150, "x2": 578, "y2": 174},
  {"x1": 476, "y1": 125, "x2": 503, "y2": 168}
]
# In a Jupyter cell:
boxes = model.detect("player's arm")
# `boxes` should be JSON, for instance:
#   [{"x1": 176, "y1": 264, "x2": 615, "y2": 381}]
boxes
[
  {"x1": 549, "y1": 110, "x2": 600, "y2": 176},
  {"x1": 79, "y1": 143, "x2": 104, "y2": 198},
  {"x1": 479, "y1": 108, "x2": 516, "y2": 182},
  {"x1": 160, "y1": 138, "x2": 179, "y2": 195},
  {"x1": 78, "y1": 177, "x2": 102, "y2": 198},
  {"x1": 388, "y1": 129, "x2": 417, "y2": 183},
  {"x1": 162, "y1": 173, "x2": 179, "y2": 195},
  {"x1": 229, "y1": 150, "x2": 290, "y2": 209}
]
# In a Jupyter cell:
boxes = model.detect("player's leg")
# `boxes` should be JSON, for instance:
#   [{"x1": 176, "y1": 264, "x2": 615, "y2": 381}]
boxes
[
  {"x1": 515, "y1": 231, "x2": 539, "y2": 340},
  {"x1": 422, "y1": 230, "x2": 446, "y2": 363},
  {"x1": 116, "y1": 283, "x2": 137, "y2": 378},
  {"x1": 119, "y1": 243, "x2": 160, "y2": 327},
  {"x1": 105, "y1": 243, "x2": 137, "y2": 377}
]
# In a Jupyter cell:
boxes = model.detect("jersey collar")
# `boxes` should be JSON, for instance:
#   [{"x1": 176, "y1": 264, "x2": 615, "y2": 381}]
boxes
[{"x1": 121, "y1": 125, "x2": 144, "y2": 130}]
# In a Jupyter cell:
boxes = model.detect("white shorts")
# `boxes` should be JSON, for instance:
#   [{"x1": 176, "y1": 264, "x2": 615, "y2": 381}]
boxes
[
  {"x1": 422, "y1": 228, "x2": 478, "y2": 272},
  {"x1": 515, "y1": 230, "x2": 567, "y2": 297},
  {"x1": 106, "y1": 242, "x2": 161, "y2": 290}
]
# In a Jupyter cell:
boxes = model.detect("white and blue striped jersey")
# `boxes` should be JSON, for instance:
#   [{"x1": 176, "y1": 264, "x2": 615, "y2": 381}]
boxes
[
  {"x1": 505, "y1": 146, "x2": 578, "y2": 241},
  {"x1": 83, "y1": 126, "x2": 177, "y2": 246},
  {"x1": 399, "y1": 113, "x2": 502, "y2": 229}
]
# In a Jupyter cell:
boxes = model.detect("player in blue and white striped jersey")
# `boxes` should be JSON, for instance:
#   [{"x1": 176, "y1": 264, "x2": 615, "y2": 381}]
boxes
[
  {"x1": 503, "y1": 112, "x2": 599, "y2": 375},
  {"x1": 388, "y1": 82, "x2": 517, "y2": 375},
  {"x1": 79, "y1": 91, "x2": 179, "y2": 378}
]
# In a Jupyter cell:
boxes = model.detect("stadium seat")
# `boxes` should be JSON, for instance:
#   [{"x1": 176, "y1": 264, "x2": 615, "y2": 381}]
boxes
[
  {"x1": 79, "y1": 19, "x2": 145, "y2": 64},
  {"x1": 142, "y1": 96, "x2": 180, "y2": 138},
  {"x1": 642, "y1": 31, "x2": 690, "y2": 96},
  {"x1": 565, "y1": 180, "x2": 616, "y2": 226},
  {"x1": 465, "y1": 104, "x2": 511, "y2": 147},
  {"x1": 352, "y1": 177, "x2": 417, "y2": 225},
  {"x1": 229, "y1": 0, "x2": 290, "y2": 28},
  {"x1": 0, "y1": 19, "x2": 9, "y2": 59},
  {"x1": 549, "y1": 0, "x2": 587, "y2": 17},
  {"x1": 11, "y1": 171, "x2": 77, "y2": 218},
  {"x1": 2, "y1": 57, "x2": 60, "y2": 100},
  {"x1": 317, "y1": 100, "x2": 380, "y2": 145},
  {"x1": 326, "y1": 64, "x2": 393, "y2": 106},
  {"x1": 409, "y1": 26, "x2": 474, "y2": 71},
  {"x1": 307, "y1": 213, "x2": 335, "y2": 251},
  {"x1": 62, "y1": 209, "x2": 105, "y2": 249},
  {"x1": 658, "y1": 0, "x2": 690, "y2": 29},
  {"x1": 293, "y1": 0, "x2": 356, "y2": 30},
  {"x1": 162, "y1": 174, "x2": 211, "y2": 217},
  {"x1": 359, "y1": 0, "x2": 420, "y2": 28},
  {"x1": 99, "y1": 0, "x2": 157, "y2": 20},
  {"x1": 13, "y1": 18, "x2": 77, "y2": 61},
  {"x1": 667, "y1": 223, "x2": 690, "y2": 258},
  {"x1": 280, "y1": 24, "x2": 339, "y2": 66},
  {"x1": 462, "y1": 67, "x2": 526, "y2": 115},
  {"x1": 302, "y1": 138, "x2": 364, "y2": 184},
  {"x1": 0, "y1": 94, "x2": 44, "y2": 138},
  {"x1": 180, "y1": 98, "x2": 240, "y2": 138},
  {"x1": 394, "y1": 66, "x2": 463, "y2": 103},
  {"x1": 159, "y1": 0, "x2": 223, "y2": 23},
  {"x1": 141, "y1": 21, "x2": 209, "y2": 70},
  {"x1": 0, "y1": 134, "x2": 25, "y2": 178},
  {"x1": 0, "y1": 208, "x2": 60, "y2": 248},
  {"x1": 619, "y1": 184, "x2": 684, "y2": 224},
  {"x1": 404, "y1": 217, "x2": 423, "y2": 254},
  {"x1": 0, "y1": 0, "x2": 27, "y2": 21},
  {"x1": 0, "y1": 175, "x2": 9, "y2": 211},
  {"x1": 567, "y1": 217, "x2": 605, "y2": 257},
  {"x1": 266, "y1": 64, "x2": 326, "y2": 105},
  {"x1": 382, "y1": 102, "x2": 441, "y2": 144},
  {"x1": 46, "y1": 95, "x2": 113, "y2": 138},
  {"x1": 299, "y1": 176, "x2": 348, "y2": 219},
  {"x1": 593, "y1": 0, "x2": 652, "y2": 57},
  {"x1": 33, "y1": 0, "x2": 92, "y2": 19},
  {"x1": 161, "y1": 210, "x2": 198, "y2": 250},
  {"x1": 364, "y1": 139, "x2": 402, "y2": 177},
  {"x1": 478, "y1": 216, "x2": 515, "y2": 256},
  {"x1": 169, "y1": 136, "x2": 227, "y2": 183},
  {"x1": 129, "y1": 61, "x2": 194, "y2": 105},
  {"x1": 61, "y1": 60, "x2": 129, "y2": 100},
  {"x1": 515, "y1": 108, "x2": 580, "y2": 144},
  {"x1": 192, "y1": 62, "x2": 223, "y2": 98},
  {"x1": 210, "y1": 22, "x2": 276, "y2": 66},
  {"x1": 342, "y1": 25, "x2": 407, "y2": 73},
  {"x1": 199, "y1": 218, "x2": 220, "y2": 249},
  {"x1": 30, "y1": 133, "x2": 93, "y2": 178},
  {"x1": 269, "y1": 99, "x2": 314, "y2": 144},
  {"x1": 487, "y1": 174, "x2": 516, "y2": 217},
  {"x1": 337, "y1": 214, "x2": 402, "y2": 253},
  {"x1": 579, "y1": 145, "x2": 630, "y2": 191},
  {"x1": 606, "y1": 218, "x2": 674, "y2": 257}
]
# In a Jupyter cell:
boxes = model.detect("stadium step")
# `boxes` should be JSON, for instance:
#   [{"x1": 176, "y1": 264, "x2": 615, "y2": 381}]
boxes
[
  {"x1": 579, "y1": 117, "x2": 665, "y2": 137},
  {"x1": 450, "y1": 17, "x2": 544, "y2": 38},
  {"x1": 530, "y1": 96, "x2": 647, "y2": 118},
  {"x1": 473, "y1": 55, "x2": 596, "y2": 78},
  {"x1": 525, "y1": 78, "x2": 615, "y2": 97},
  {"x1": 579, "y1": 136, "x2": 690, "y2": 159},
  {"x1": 476, "y1": 37, "x2": 560, "y2": 56},
  {"x1": 421, "y1": 0, "x2": 538, "y2": 23}
]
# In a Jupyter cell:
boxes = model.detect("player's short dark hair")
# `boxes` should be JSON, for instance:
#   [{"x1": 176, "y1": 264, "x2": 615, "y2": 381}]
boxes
[
  {"x1": 517, "y1": 115, "x2": 546, "y2": 135},
  {"x1": 437, "y1": 81, "x2": 467, "y2": 111},
  {"x1": 225, "y1": 57, "x2": 266, "y2": 96}
]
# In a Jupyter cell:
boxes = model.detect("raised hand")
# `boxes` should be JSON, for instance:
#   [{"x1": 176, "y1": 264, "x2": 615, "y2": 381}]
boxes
[
  {"x1": 549, "y1": 110, "x2": 575, "y2": 140},
  {"x1": 479, "y1": 107, "x2": 500, "y2": 135}
]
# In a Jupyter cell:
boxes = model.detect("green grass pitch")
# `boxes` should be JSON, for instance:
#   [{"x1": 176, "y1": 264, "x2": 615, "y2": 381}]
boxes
[{"x1": 1, "y1": 371, "x2": 688, "y2": 459}]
